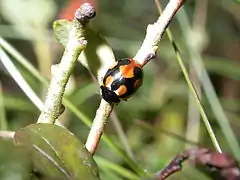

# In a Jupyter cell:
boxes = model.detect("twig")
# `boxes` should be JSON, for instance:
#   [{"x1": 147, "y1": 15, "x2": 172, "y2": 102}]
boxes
[
  {"x1": 85, "y1": 100, "x2": 114, "y2": 155},
  {"x1": 133, "y1": 0, "x2": 185, "y2": 66},
  {"x1": 0, "y1": 130, "x2": 15, "y2": 139},
  {"x1": 155, "y1": 151, "x2": 188, "y2": 180},
  {"x1": 37, "y1": 3, "x2": 96, "y2": 123},
  {"x1": 85, "y1": 0, "x2": 185, "y2": 155},
  {"x1": 155, "y1": 148, "x2": 240, "y2": 180}
]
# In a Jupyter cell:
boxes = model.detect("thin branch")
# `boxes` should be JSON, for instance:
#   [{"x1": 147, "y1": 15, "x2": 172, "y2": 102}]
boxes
[
  {"x1": 85, "y1": 99, "x2": 114, "y2": 155},
  {"x1": 155, "y1": 150, "x2": 188, "y2": 180},
  {"x1": 155, "y1": 148, "x2": 240, "y2": 180},
  {"x1": 85, "y1": 0, "x2": 185, "y2": 155},
  {"x1": 0, "y1": 130, "x2": 15, "y2": 139},
  {"x1": 134, "y1": 0, "x2": 185, "y2": 66},
  {"x1": 37, "y1": 3, "x2": 96, "y2": 123}
]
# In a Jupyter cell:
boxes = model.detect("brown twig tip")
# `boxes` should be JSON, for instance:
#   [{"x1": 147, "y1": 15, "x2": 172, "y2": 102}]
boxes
[
  {"x1": 75, "y1": 3, "x2": 96, "y2": 24},
  {"x1": 155, "y1": 148, "x2": 240, "y2": 180},
  {"x1": 155, "y1": 151, "x2": 188, "y2": 180}
]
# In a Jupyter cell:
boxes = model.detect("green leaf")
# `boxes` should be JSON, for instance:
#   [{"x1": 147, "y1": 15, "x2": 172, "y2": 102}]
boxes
[
  {"x1": 0, "y1": 139, "x2": 31, "y2": 180},
  {"x1": 79, "y1": 27, "x2": 116, "y2": 79},
  {"x1": 14, "y1": 123, "x2": 100, "y2": 180},
  {"x1": 53, "y1": 19, "x2": 72, "y2": 47},
  {"x1": 53, "y1": 20, "x2": 115, "y2": 80}
]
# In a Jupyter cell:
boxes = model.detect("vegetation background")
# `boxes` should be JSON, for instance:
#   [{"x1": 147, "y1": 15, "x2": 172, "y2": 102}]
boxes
[{"x1": 0, "y1": 0, "x2": 239, "y2": 179}]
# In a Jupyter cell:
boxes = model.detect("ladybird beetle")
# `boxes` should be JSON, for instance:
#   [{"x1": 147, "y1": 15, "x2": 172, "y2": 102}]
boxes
[{"x1": 100, "y1": 58, "x2": 143, "y2": 103}]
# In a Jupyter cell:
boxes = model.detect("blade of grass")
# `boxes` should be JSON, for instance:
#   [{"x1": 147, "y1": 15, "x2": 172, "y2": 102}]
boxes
[
  {"x1": 177, "y1": 8, "x2": 240, "y2": 160},
  {"x1": 185, "y1": 0, "x2": 208, "y2": 150},
  {"x1": 95, "y1": 156, "x2": 139, "y2": 180},
  {"x1": 168, "y1": 27, "x2": 222, "y2": 153},
  {"x1": 155, "y1": 2, "x2": 222, "y2": 152},
  {"x1": 0, "y1": 47, "x2": 43, "y2": 111},
  {"x1": 100, "y1": 169, "x2": 120, "y2": 180},
  {"x1": 169, "y1": 25, "x2": 222, "y2": 152},
  {"x1": 0, "y1": 82, "x2": 7, "y2": 130},
  {"x1": 3, "y1": 93, "x2": 38, "y2": 113},
  {"x1": 0, "y1": 37, "x2": 48, "y2": 85},
  {"x1": 110, "y1": 111, "x2": 135, "y2": 160}
]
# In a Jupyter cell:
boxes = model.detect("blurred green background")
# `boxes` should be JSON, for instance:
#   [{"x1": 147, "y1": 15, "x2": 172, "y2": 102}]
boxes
[{"x1": 0, "y1": 0, "x2": 239, "y2": 179}]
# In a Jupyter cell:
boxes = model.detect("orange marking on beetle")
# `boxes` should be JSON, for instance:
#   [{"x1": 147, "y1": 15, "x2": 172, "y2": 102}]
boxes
[
  {"x1": 130, "y1": 59, "x2": 142, "y2": 68},
  {"x1": 134, "y1": 79, "x2": 142, "y2": 89},
  {"x1": 120, "y1": 60, "x2": 142, "y2": 78},
  {"x1": 115, "y1": 85, "x2": 127, "y2": 96},
  {"x1": 105, "y1": 76, "x2": 114, "y2": 86},
  {"x1": 119, "y1": 65, "x2": 134, "y2": 78}
]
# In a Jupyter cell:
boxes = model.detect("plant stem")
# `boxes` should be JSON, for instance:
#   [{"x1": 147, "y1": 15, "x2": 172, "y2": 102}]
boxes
[
  {"x1": 85, "y1": 99, "x2": 114, "y2": 154},
  {"x1": 37, "y1": 4, "x2": 95, "y2": 123}
]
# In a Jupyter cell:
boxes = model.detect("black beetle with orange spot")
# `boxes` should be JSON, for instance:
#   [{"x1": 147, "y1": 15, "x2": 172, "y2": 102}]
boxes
[{"x1": 100, "y1": 58, "x2": 143, "y2": 103}]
